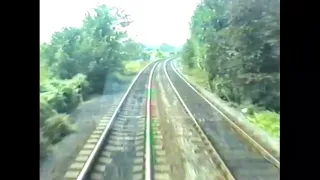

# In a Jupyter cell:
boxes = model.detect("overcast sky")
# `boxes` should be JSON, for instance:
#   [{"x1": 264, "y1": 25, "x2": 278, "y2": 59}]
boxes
[{"x1": 40, "y1": 0, "x2": 200, "y2": 46}]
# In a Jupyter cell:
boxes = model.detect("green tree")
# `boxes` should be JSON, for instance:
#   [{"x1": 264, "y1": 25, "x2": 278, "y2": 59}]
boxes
[
  {"x1": 40, "y1": 5, "x2": 147, "y2": 157},
  {"x1": 122, "y1": 39, "x2": 145, "y2": 60},
  {"x1": 40, "y1": 5, "x2": 135, "y2": 93},
  {"x1": 181, "y1": 0, "x2": 280, "y2": 112},
  {"x1": 155, "y1": 49, "x2": 165, "y2": 58}
]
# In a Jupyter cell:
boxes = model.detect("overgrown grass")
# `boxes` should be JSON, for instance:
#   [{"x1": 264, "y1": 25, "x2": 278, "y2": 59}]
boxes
[
  {"x1": 122, "y1": 60, "x2": 150, "y2": 76},
  {"x1": 182, "y1": 66, "x2": 211, "y2": 90},
  {"x1": 112, "y1": 60, "x2": 151, "y2": 83},
  {"x1": 248, "y1": 111, "x2": 280, "y2": 138},
  {"x1": 181, "y1": 65, "x2": 280, "y2": 138}
]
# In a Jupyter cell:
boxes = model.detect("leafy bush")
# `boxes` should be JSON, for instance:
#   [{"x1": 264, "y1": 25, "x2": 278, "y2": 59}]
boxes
[
  {"x1": 69, "y1": 74, "x2": 91, "y2": 100},
  {"x1": 40, "y1": 75, "x2": 90, "y2": 158},
  {"x1": 42, "y1": 114, "x2": 76, "y2": 144},
  {"x1": 155, "y1": 50, "x2": 165, "y2": 58},
  {"x1": 122, "y1": 60, "x2": 149, "y2": 76},
  {"x1": 184, "y1": 67, "x2": 211, "y2": 90},
  {"x1": 40, "y1": 98, "x2": 56, "y2": 126},
  {"x1": 43, "y1": 91, "x2": 68, "y2": 113},
  {"x1": 41, "y1": 74, "x2": 90, "y2": 112},
  {"x1": 248, "y1": 111, "x2": 280, "y2": 138},
  {"x1": 40, "y1": 99, "x2": 75, "y2": 158}
]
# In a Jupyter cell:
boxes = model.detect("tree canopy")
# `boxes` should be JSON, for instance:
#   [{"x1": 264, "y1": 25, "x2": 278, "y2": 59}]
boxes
[
  {"x1": 181, "y1": 0, "x2": 280, "y2": 113},
  {"x1": 40, "y1": 5, "x2": 150, "y2": 158}
]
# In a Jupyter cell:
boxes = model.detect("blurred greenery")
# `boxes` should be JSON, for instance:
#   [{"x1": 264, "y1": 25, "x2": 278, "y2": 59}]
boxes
[
  {"x1": 180, "y1": 0, "x2": 280, "y2": 137},
  {"x1": 248, "y1": 111, "x2": 280, "y2": 138},
  {"x1": 40, "y1": 5, "x2": 153, "y2": 158}
]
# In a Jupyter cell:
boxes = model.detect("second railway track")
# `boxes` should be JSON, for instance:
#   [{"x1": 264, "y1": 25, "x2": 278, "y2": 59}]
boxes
[{"x1": 164, "y1": 59, "x2": 280, "y2": 180}]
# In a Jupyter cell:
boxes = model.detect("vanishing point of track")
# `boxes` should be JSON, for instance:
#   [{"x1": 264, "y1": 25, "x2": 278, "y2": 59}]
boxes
[{"x1": 63, "y1": 58, "x2": 280, "y2": 180}]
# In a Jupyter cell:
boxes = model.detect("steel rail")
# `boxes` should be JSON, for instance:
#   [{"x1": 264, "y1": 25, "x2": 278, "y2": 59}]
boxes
[
  {"x1": 168, "y1": 59, "x2": 280, "y2": 169},
  {"x1": 163, "y1": 59, "x2": 236, "y2": 180},
  {"x1": 73, "y1": 60, "x2": 159, "y2": 180}
]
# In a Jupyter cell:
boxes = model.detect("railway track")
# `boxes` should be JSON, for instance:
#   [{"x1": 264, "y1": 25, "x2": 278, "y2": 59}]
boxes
[
  {"x1": 62, "y1": 57, "x2": 279, "y2": 180},
  {"x1": 63, "y1": 60, "x2": 160, "y2": 180},
  {"x1": 151, "y1": 60, "x2": 229, "y2": 180},
  {"x1": 164, "y1": 59, "x2": 280, "y2": 180}
]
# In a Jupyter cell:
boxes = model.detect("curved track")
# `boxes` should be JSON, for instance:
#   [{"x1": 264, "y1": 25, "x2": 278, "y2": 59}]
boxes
[
  {"x1": 62, "y1": 58, "x2": 279, "y2": 180},
  {"x1": 63, "y1": 60, "x2": 159, "y2": 180},
  {"x1": 163, "y1": 59, "x2": 280, "y2": 180}
]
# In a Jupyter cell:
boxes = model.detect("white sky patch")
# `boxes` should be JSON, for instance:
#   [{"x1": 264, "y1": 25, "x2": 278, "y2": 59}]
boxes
[{"x1": 40, "y1": 0, "x2": 200, "y2": 46}]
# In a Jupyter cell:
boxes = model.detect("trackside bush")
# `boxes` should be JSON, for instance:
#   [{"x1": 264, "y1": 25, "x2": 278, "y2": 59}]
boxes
[{"x1": 40, "y1": 74, "x2": 89, "y2": 158}]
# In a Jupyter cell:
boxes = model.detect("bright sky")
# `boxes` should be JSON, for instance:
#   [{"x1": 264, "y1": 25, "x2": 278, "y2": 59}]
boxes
[{"x1": 40, "y1": 0, "x2": 200, "y2": 46}]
